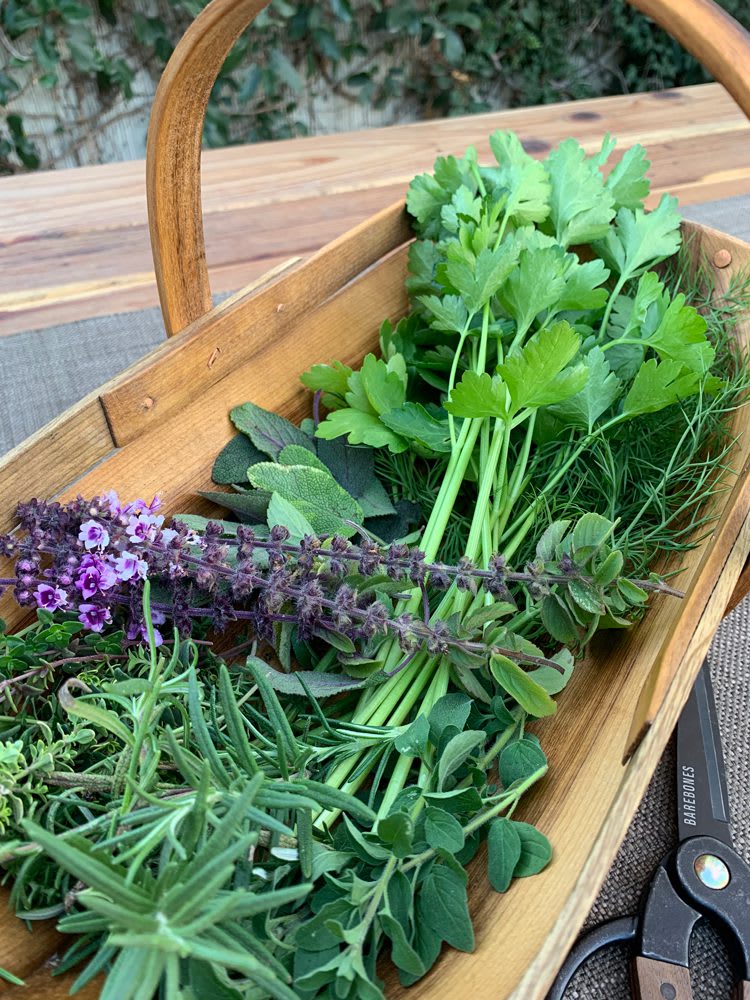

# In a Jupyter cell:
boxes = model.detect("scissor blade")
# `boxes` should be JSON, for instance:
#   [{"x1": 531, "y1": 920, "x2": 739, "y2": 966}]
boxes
[{"x1": 675, "y1": 659, "x2": 733, "y2": 846}]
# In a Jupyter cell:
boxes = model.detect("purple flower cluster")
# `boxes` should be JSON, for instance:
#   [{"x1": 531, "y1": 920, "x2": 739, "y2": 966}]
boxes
[
  {"x1": 0, "y1": 492, "x2": 674, "y2": 670},
  {"x1": 1, "y1": 494, "x2": 177, "y2": 644},
  {"x1": 0, "y1": 493, "x2": 566, "y2": 668}
]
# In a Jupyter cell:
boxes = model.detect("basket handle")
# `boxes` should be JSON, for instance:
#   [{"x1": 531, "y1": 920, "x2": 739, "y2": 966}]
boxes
[
  {"x1": 147, "y1": 0, "x2": 750, "y2": 336},
  {"x1": 147, "y1": 0, "x2": 271, "y2": 336},
  {"x1": 628, "y1": 0, "x2": 750, "y2": 117}
]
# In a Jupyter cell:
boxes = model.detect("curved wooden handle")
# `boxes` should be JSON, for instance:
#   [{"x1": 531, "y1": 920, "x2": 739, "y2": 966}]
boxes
[
  {"x1": 628, "y1": 0, "x2": 750, "y2": 118},
  {"x1": 146, "y1": 0, "x2": 271, "y2": 336}
]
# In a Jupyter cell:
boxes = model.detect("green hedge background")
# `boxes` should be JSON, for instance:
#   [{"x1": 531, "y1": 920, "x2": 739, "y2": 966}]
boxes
[{"x1": 0, "y1": 0, "x2": 747, "y2": 173}]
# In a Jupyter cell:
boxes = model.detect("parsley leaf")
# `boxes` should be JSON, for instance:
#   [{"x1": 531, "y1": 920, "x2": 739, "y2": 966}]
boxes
[
  {"x1": 594, "y1": 194, "x2": 682, "y2": 281},
  {"x1": 444, "y1": 371, "x2": 507, "y2": 419},
  {"x1": 444, "y1": 241, "x2": 519, "y2": 314},
  {"x1": 498, "y1": 245, "x2": 567, "y2": 338},
  {"x1": 622, "y1": 358, "x2": 703, "y2": 418},
  {"x1": 547, "y1": 347, "x2": 622, "y2": 431},
  {"x1": 488, "y1": 130, "x2": 551, "y2": 225},
  {"x1": 406, "y1": 239, "x2": 441, "y2": 301},
  {"x1": 359, "y1": 353, "x2": 407, "y2": 415},
  {"x1": 545, "y1": 139, "x2": 615, "y2": 247},
  {"x1": 406, "y1": 153, "x2": 476, "y2": 239},
  {"x1": 315, "y1": 409, "x2": 408, "y2": 453},
  {"x1": 497, "y1": 321, "x2": 588, "y2": 412},
  {"x1": 379, "y1": 402, "x2": 453, "y2": 453},
  {"x1": 556, "y1": 257, "x2": 610, "y2": 313},
  {"x1": 418, "y1": 294, "x2": 469, "y2": 334},
  {"x1": 300, "y1": 360, "x2": 353, "y2": 401},
  {"x1": 645, "y1": 293, "x2": 715, "y2": 375},
  {"x1": 605, "y1": 143, "x2": 651, "y2": 210}
]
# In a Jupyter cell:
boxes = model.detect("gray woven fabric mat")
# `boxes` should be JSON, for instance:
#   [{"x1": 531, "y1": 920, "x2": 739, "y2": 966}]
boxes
[{"x1": 1, "y1": 195, "x2": 749, "y2": 998}]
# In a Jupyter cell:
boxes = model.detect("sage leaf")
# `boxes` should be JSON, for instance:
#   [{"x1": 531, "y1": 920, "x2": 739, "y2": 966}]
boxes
[
  {"x1": 198, "y1": 489, "x2": 271, "y2": 522},
  {"x1": 424, "y1": 806, "x2": 465, "y2": 854},
  {"x1": 247, "y1": 463, "x2": 364, "y2": 537},
  {"x1": 512, "y1": 821, "x2": 553, "y2": 877},
  {"x1": 212, "y1": 434, "x2": 266, "y2": 484},
  {"x1": 230, "y1": 401, "x2": 314, "y2": 459},
  {"x1": 500, "y1": 736, "x2": 547, "y2": 788},
  {"x1": 418, "y1": 865, "x2": 474, "y2": 952},
  {"x1": 277, "y1": 445, "x2": 328, "y2": 471},
  {"x1": 487, "y1": 817, "x2": 522, "y2": 892},
  {"x1": 490, "y1": 654, "x2": 557, "y2": 718},
  {"x1": 315, "y1": 438, "x2": 395, "y2": 517}
]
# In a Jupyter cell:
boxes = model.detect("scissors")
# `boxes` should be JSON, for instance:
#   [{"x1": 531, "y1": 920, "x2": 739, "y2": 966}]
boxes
[{"x1": 547, "y1": 659, "x2": 750, "y2": 1000}]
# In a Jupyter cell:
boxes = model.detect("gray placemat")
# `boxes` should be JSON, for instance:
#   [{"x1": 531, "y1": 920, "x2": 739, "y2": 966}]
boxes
[{"x1": 1, "y1": 196, "x2": 749, "y2": 998}]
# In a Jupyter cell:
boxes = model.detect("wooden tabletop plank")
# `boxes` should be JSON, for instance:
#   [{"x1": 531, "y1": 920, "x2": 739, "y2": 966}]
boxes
[{"x1": 0, "y1": 83, "x2": 748, "y2": 338}]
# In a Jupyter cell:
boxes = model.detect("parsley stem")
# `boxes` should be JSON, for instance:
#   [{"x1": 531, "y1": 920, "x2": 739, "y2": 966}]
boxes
[
  {"x1": 598, "y1": 272, "x2": 627, "y2": 341},
  {"x1": 447, "y1": 324, "x2": 472, "y2": 448}
]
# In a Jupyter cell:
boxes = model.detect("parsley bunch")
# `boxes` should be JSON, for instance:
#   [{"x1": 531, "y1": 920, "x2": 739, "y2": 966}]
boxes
[{"x1": 300, "y1": 131, "x2": 742, "y2": 812}]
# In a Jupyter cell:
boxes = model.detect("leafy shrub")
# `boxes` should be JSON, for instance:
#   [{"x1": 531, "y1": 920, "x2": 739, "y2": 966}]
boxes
[{"x1": 0, "y1": 0, "x2": 747, "y2": 172}]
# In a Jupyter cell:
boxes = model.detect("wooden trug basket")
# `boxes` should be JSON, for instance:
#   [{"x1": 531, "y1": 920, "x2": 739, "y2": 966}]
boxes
[{"x1": 2, "y1": 1, "x2": 750, "y2": 997}]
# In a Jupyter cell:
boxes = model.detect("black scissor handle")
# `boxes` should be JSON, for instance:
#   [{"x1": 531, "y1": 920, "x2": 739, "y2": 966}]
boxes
[
  {"x1": 672, "y1": 836, "x2": 750, "y2": 981},
  {"x1": 546, "y1": 915, "x2": 638, "y2": 1000}
]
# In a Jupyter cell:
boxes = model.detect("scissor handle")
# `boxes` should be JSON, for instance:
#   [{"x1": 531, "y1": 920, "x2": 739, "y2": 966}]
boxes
[
  {"x1": 545, "y1": 916, "x2": 637, "y2": 999},
  {"x1": 632, "y1": 956, "x2": 692, "y2": 999},
  {"x1": 673, "y1": 836, "x2": 750, "y2": 981}
]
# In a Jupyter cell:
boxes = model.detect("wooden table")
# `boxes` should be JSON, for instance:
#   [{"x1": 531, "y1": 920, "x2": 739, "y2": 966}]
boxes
[{"x1": 1, "y1": 82, "x2": 749, "y2": 341}]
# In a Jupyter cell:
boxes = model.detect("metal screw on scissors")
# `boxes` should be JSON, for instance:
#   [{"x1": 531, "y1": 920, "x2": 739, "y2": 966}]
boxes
[{"x1": 546, "y1": 659, "x2": 750, "y2": 1000}]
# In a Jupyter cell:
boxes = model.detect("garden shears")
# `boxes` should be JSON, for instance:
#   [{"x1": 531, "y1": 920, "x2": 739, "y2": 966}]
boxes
[{"x1": 547, "y1": 659, "x2": 750, "y2": 1000}]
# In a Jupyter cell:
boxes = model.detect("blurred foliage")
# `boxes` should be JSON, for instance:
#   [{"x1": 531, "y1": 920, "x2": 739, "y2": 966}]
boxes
[{"x1": 0, "y1": 0, "x2": 747, "y2": 173}]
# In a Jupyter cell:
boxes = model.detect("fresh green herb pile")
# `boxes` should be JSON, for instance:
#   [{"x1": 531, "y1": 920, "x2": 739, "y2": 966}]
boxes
[{"x1": 0, "y1": 131, "x2": 748, "y2": 1000}]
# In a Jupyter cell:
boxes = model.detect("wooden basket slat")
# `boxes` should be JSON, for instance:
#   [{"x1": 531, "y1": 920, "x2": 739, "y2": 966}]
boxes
[
  {"x1": 0, "y1": 401, "x2": 114, "y2": 536},
  {"x1": 102, "y1": 201, "x2": 411, "y2": 447}
]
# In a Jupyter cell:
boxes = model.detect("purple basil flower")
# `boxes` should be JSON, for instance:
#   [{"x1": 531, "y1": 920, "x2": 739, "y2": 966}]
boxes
[
  {"x1": 78, "y1": 603, "x2": 112, "y2": 632},
  {"x1": 104, "y1": 490, "x2": 122, "y2": 516},
  {"x1": 123, "y1": 496, "x2": 161, "y2": 517},
  {"x1": 75, "y1": 555, "x2": 117, "y2": 598},
  {"x1": 126, "y1": 513, "x2": 164, "y2": 544},
  {"x1": 127, "y1": 608, "x2": 165, "y2": 646},
  {"x1": 34, "y1": 583, "x2": 68, "y2": 611},
  {"x1": 79, "y1": 519, "x2": 109, "y2": 551},
  {"x1": 114, "y1": 551, "x2": 148, "y2": 582}
]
